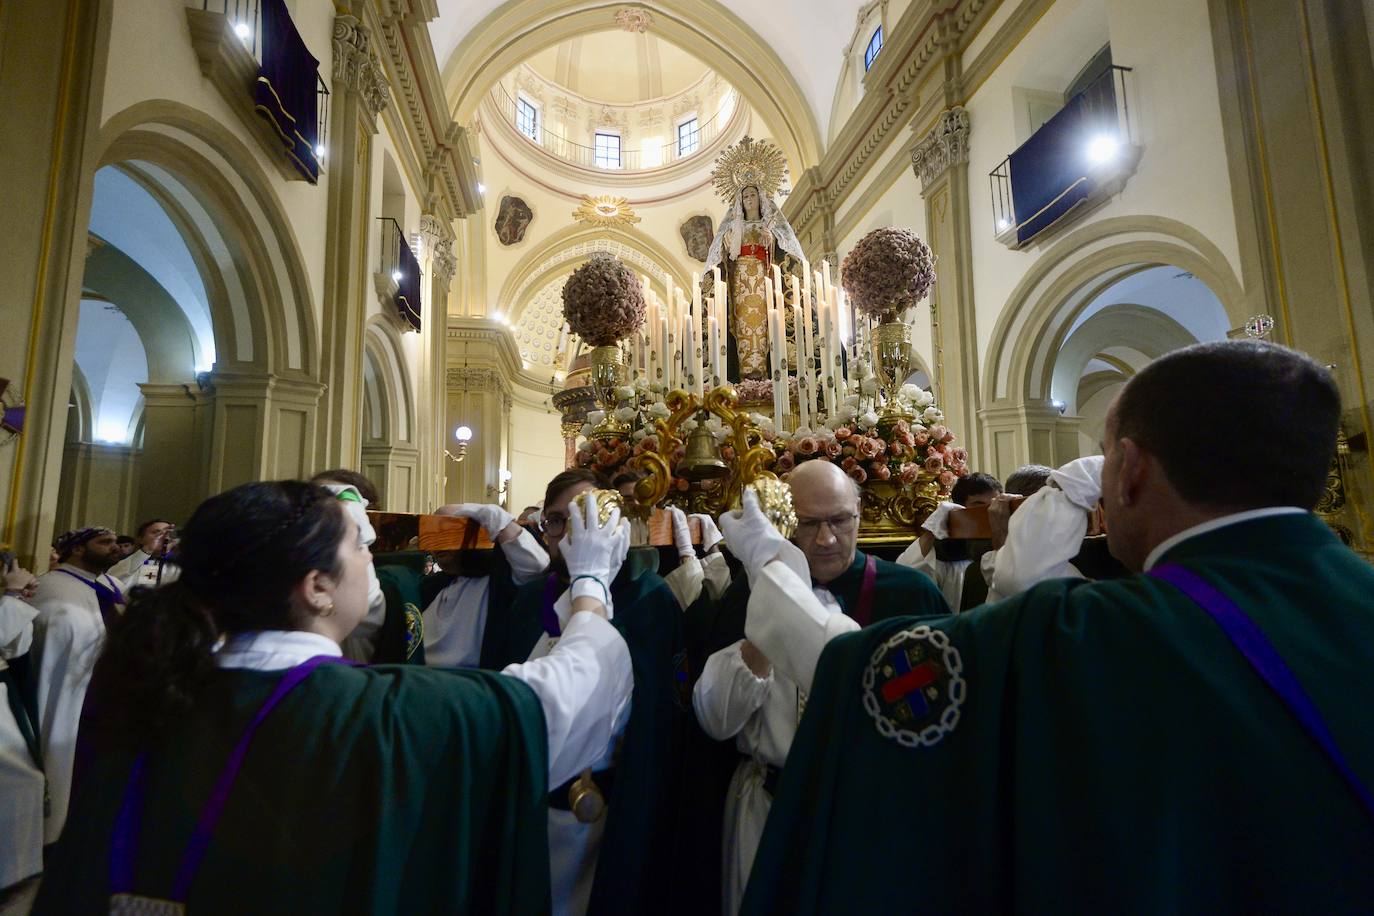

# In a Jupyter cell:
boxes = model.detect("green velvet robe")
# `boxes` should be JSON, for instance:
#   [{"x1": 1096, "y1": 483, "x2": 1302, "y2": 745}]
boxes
[
  {"x1": 742, "y1": 513, "x2": 1374, "y2": 914},
  {"x1": 672, "y1": 550, "x2": 950, "y2": 916},
  {"x1": 496, "y1": 547, "x2": 684, "y2": 916},
  {"x1": 35, "y1": 664, "x2": 550, "y2": 914}
]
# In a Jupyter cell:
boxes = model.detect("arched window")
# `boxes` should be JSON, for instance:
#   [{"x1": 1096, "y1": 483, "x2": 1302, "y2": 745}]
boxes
[{"x1": 863, "y1": 26, "x2": 883, "y2": 71}]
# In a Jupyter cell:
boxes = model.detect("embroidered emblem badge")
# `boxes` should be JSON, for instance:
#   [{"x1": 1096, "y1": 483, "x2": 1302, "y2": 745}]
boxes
[
  {"x1": 403, "y1": 602, "x2": 423, "y2": 660},
  {"x1": 861, "y1": 625, "x2": 965, "y2": 748}
]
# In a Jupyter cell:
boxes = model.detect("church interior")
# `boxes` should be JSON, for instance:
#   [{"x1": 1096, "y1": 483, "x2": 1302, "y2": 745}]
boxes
[{"x1": 2, "y1": 0, "x2": 1370, "y2": 559}]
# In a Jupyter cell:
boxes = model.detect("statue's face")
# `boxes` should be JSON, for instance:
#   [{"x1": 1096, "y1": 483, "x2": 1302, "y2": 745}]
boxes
[{"x1": 741, "y1": 186, "x2": 761, "y2": 219}]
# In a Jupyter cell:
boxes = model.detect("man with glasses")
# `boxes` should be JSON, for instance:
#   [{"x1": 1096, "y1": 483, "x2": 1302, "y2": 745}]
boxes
[
  {"x1": 494, "y1": 469, "x2": 684, "y2": 916},
  {"x1": 692, "y1": 459, "x2": 948, "y2": 915}
]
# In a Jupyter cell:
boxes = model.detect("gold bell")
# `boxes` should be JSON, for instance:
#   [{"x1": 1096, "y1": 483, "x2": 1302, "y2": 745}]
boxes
[{"x1": 679, "y1": 419, "x2": 730, "y2": 481}]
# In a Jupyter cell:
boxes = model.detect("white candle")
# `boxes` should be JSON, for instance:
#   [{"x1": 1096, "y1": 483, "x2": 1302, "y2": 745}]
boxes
[
  {"x1": 793, "y1": 302, "x2": 810, "y2": 432},
  {"x1": 769, "y1": 306, "x2": 786, "y2": 431},
  {"x1": 708, "y1": 314, "x2": 721, "y2": 387}
]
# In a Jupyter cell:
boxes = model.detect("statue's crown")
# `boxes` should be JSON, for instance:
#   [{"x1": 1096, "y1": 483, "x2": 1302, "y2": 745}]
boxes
[{"x1": 711, "y1": 136, "x2": 788, "y2": 203}]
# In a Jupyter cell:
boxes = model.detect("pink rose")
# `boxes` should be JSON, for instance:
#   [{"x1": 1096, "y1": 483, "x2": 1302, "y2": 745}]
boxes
[
  {"x1": 943, "y1": 450, "x2": 957, "y2": 466},
  {"x1": 576, "y1": 450, "x2": 594, "y2": 468},
  {"x1": 841, "y1": 456, "x2": 858, "y2": 472},
  {"x1": 951, "y1": 447, "x2": 968, "y2": 463},
  {"x1": 938, "y1": 470, "x2": 956, "y2": 490},
  {"x1": 869, "y1": 462, "x2": 892, "y2": 481},
  {"x1": 899, "y1": 463, "x2": 921, "y2": 485},
  {"x1": 824, "y1": 439, "x2": 844, "y2": 459},
  {"x1": 924, "y1": 454, "x2": 944, "y2": 473},
  {"x1": 888, "y1": 442, "x2": 905, "y2": 457},
  {"x1": 893, "y1": 420, "x2": 910, "y2": 436},
  {"x1": 942, "y1": 431, "x2": 956, "y2": 445},
  {"x1": 847, "y1": 466, "x2": 868, "y2": 485},
  {"x1": 797, "y1": 437, "x2": 819, "y2": 456},
  {"x1": 913, "y1": 432, "x2": 930, "y2": 447},
  {"x1": 857, "y1": 438, "x2": 882, "y2": 459},
  {"x1": 834, "y1": 426, "x2": 853, "y2": 440},
  {"x1": 897, "y1": 431, "x2": 916, "y2": 448},
  {"x1": 776, "y1": 452, "x2": 796, "y2": 472},
  {"x1": 930, "y1": 425, "x2": 949, "y2": 442}
]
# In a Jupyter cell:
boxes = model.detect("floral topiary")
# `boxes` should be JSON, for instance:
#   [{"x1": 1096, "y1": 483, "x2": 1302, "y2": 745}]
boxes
[
  {"x1": 840, "y1": 227, "x2": 936, "y2": 319},
  {"x1": 561, "y1": 254, "x2": 647, "y2": 346}
]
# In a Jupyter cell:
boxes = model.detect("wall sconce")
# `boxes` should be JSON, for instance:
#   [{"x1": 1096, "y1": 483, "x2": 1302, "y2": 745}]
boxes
[
  {"x1": 486, "y1": 468, "x2": 512, "y2": 504},
  {"x1": 445, "y1": 424, "x2": 473, "y2": 463}
]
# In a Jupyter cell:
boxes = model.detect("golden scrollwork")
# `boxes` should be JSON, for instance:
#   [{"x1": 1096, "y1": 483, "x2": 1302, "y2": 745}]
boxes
[
  {"x1": 858, "y1": 477, "x2": 941, "y2": 545},
  {"x1": 628, "y1": 385, "x2": 778, "y2": 516}
]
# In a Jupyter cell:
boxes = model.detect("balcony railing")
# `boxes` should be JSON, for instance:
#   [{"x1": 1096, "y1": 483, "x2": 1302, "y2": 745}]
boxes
[
  {"x1": 378, "y1": 218, "x2": 422, "y2": 331},
  {"x1": 989, "y1": 65, "x2": 1137, "y2": 247},
  {"x1": 197, "y1": 0, "x2": 330, "y2": 181},
  {"x1": 492, "y1": 82, "x2": 738, "y2": 172}
]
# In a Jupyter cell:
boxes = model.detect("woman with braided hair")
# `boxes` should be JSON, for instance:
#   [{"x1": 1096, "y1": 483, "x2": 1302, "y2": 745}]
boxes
[{"x1": 36, "y1": 480, "x2": 633, "y2": 915}]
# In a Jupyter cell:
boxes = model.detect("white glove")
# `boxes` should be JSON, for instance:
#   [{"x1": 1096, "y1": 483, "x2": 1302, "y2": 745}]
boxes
[
  {"x1": 720, "y1": 488, "x2": 810, "y2": 587},
  {"x1": 691, "y1": 513, "x2": 724, "y2": 554},
  {"x1": 435, "y1": 502, "x2": 515, "y2": 536},
  {"x1": 1050, "y1": 456, "x2": 1105, "y2": 511},
  {"x1": 920, "y1": 501, "x2": 961, "y2": 539},
  {"x1": 320, "y1": 484, "x2": 376, "y2": 547},
  {"x1": 669, "y1": 507, "x2": 694, "y2": 558},
  {"x1": 561, "y1": 492, "x2": 627, "y2": 613}
]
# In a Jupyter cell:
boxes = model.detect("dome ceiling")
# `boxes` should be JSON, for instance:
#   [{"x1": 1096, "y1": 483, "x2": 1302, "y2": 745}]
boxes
[
  {"x1": 430, "y1": 0, "x2": 860, "y2": 135},
  {"x1": 526, "y1": 31, "x2": 710, "y2": 104}
]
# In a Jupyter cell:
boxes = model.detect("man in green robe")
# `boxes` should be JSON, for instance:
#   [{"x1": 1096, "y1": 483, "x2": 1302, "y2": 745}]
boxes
[
  {"x1": 735, "y1": 341, "x2": 1374, "y2": 913},
  {"x1": 689, "y1": 460, "x2": 949, "y2": 914},
  {"x1": 490, "y1": 469, "x2": 685, "y2": 916}
]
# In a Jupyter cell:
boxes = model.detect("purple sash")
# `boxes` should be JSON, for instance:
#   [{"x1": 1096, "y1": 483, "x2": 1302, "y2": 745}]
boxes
[
  {"x1": 1150, "y1": 563, "x2": 1374, "y2": 827},
  {"x1": 109, "y1": 654, "x2": 359, "y2": 902},
  {"x1": 540, "y1": 573, "x2": 563, "y2": 638},
  {"x1": 55, "y1": 568, "x2": 124, "y2": 627},
  {"x1": 851, "y1": 554, "x2": 879, "y2": 626}
]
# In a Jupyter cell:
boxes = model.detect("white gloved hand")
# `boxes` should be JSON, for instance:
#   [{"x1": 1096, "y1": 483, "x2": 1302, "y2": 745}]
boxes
[
  {"x1": 669, "y1": 507, "x2": 695, "y2": 558},
  {"x1": 434, "y1": 503, "x2": 515, "y2": 536},
  {"x1": 720, "y1": 489, "x2": 811, "y2": 587},
  {"x1": 1050, "y1": 456, "x2": 1105, "y2": 511},
  {"x1": 920, "y1": 501, "x2": 961, "y2": 540},
  {"x1": 561, "y1": 492, "x2": 626, "y2": 612},
  {"x1": 691, "y1": 513, "x2": 724, "y2": 554},
  {"x1": 320, "y1": 483, "x2": 376, "y2": 547}
]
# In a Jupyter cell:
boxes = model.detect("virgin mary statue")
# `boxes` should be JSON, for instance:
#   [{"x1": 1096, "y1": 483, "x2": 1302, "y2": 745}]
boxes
[{"x1": 703, "y1": 137, "x2": 806, "y2": 380}]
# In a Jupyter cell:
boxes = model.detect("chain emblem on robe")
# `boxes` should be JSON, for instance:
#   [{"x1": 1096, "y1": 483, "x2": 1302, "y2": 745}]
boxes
[
  {"x1": 403, "y1": 603, "x2": 423, "y2": 660},
  {"x1": 861, "y1": 625, "x2": 964, "y2": 748}
]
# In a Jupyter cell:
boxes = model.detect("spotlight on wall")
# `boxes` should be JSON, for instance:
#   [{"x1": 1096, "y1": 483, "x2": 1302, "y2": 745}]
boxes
[
  {"x1": 1085, "y1": 134, "x2": 1120, "y2": 165},
  {"x1": 996, "y1": 217, "x2": 1011, "y2": 232},
  {"x1": 315, "y1": 145, "x2": 326, "y2": 158},
  {"x1": 234, "y1": 21, "x2": 251, "y2": 40},
  {"x1": 477, "y1": 183, "x2": 486, "y2": 194},
  {"x1": 1049, "y1": 398, "x2": 1067, "y2": 415},
  {"x1": 391, "y1": 270, "x2": 402, "y2": 282}
]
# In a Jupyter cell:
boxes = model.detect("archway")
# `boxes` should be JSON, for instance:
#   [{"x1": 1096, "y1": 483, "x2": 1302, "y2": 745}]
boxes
[
  {"x1": 980, "y1": 217, "x2": 1242, "y2": 478},
  {"x1": 360, "y1": 318, "x2": 419, "y2": 511}
]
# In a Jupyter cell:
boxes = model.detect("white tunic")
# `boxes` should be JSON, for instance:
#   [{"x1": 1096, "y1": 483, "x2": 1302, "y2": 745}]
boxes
[
  {"x1": 895, "y1": 539, "x2": 970, "y2": 612},
  {"x1": 693, "y1": 582, "x2": 845, "y2": 915},
  {"x1": 120, "y1": 554, "x2": 181, "y2": 592},
  {"x1": 30, "y1": 564, "x2": 122, "y2": 844},
  {"x1": 663, "y1": 552, "x2": 732, "y2": 610},
  {"x1": 108, "y1": 548, "x2": 149, "y2": 585},
  {"x1": 0, "y1": 594, "x2": 44, "y2": 888},
  {"x1": 422, "y1": 529, "x2": 549, "y2": 668}
]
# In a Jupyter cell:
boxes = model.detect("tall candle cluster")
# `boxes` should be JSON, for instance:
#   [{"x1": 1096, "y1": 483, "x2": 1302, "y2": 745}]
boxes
[{"x1": 630, "y1": 260, "x2": 856, "y2": 436}]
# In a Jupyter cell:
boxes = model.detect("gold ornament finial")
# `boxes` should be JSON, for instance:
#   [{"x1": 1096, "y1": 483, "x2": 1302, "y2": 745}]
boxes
[{"x1": 711, "y1": 136, "x2": 788, "y2": 203}]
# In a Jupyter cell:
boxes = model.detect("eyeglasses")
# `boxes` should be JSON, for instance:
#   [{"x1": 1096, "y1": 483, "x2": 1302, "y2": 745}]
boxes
[
  {"x1": 793, "y1": 513, "x2": 860, "y2": 538},
  {"x1": 540, "y1": 514, "x2": 567, "y2": 536}
]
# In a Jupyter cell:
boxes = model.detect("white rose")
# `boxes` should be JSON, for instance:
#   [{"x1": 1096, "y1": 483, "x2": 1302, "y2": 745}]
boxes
[
  {"x1": 631, "y1": 428, "x2": 648, "y2": 442},
  {"x1": 837, "y1": 405, "x2": 858, "y2": 421},
  {"x1": 859, "y1": 410, "x2": 880, "y2": 429},
  {"x1": 648, "y1": 402, "x2": 671, "y2": 419},
  {"x1": 842, "y1": 394, "x2": 861, "y2": 409},
  {"x1": 579, "y1": 423, "x2": 595, "y2": 438},
  {"x1": 615, "y1": 386, "x2": 636, "y2": 401},
  {"x1": 793, "y1": 426, "x2": 813, "y2": 439},
  {"x1": 587, "y1": 410, "x2": 606, "y2": 425},
  {"x1": 922, "y1": 406, "x2": 943, "y2": 424},
  {"x1": 860, "y1": 377, "x2": 878, "y2": 396},
  {"x1": 682, "y1": 418, "x2": 698, "y2": 432},
  {"x1": 916, "y1": 389, "x2": 935, "y2": 409},
  {"x1": 614, "y1": 406, "x2": 637, "y2": 422}
]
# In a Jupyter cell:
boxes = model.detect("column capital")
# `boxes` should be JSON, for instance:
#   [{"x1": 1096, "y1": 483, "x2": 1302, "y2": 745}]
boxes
[
  {"x1": 332, "y1": 15, "x2": 390, "y2": 118},
  {"x1": 421, "y1": 212, "x2": 458, "y2": 281},
  {"x1": 911, "y1": 106, "x2": 971, "y2": 189}
]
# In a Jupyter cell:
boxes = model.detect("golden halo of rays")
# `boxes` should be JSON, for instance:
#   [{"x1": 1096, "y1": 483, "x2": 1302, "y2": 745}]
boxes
[{"x1": 711, "y1": 135, "x2": 788, "y2": 204}]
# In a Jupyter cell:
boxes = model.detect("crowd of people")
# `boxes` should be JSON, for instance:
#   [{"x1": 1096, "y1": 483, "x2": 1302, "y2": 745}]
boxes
[{"x1": 1, "y1": 339, "x2": 1371, "y2": 914}]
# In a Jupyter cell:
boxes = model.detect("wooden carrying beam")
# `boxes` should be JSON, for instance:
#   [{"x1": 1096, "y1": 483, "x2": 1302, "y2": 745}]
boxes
[{"x1": 368, "y1": 509, "x2": 703, "y2": 553}]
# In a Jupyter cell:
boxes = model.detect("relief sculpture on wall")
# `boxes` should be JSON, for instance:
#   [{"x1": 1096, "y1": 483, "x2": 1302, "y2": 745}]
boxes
[
  {"x1": 680, "y1": 214, "x2": 714, "y2": 262},
  {"x1": 495, "y1": 195, "x2": 534, "y2": 246}
]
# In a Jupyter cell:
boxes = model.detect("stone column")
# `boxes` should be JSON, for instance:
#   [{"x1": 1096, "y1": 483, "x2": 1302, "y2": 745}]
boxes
[
  {"x1": 445, "y1": 367, "x2": 510, "y2": 504},
  {"x1": 0, "y1": 0, "x2": 109, "y2": 562},
  {"x1": 1209, "y1": 0, "x2": 1374, "y2": 554},
  {"x1": 135, "y1": 382, "x2": 207, "y2": 524},
  {"x1": 419, "y1": 213, "x2": 458, "y2": 511},
  {"x1": 316, "y1": 13, "x2": 390, "y2": 468},
  {"x1": 911, "y1": 107, "x2": 982, "y2": 458}
]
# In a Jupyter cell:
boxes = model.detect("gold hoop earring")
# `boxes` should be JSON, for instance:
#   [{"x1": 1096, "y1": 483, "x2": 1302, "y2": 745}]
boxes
[{"x1": 321, "y1": 602, "x2": 336, "y2": 618}]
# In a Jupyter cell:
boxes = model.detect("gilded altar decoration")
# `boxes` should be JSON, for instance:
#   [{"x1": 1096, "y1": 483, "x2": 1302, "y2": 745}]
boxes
[
  {"x1": 573, "y1": 195, "x2": 642, "y2": 228},
  {"x1": 746, "y1": 476, "x2": 797, "y2": 539}
]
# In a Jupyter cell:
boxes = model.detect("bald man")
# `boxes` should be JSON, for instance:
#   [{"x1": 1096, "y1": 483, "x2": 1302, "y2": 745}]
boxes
[{"x1": 691, "y1": 459, "x2": 948, "y2": 915}]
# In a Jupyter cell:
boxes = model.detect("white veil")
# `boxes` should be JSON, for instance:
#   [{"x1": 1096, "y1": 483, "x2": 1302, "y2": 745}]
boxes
[{"x1": 703, "y1": 186, "x2": 806, "y2": 278}]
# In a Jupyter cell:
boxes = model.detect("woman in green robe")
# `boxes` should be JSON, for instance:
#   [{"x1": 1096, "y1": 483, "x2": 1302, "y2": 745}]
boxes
[{"x1": 36, "y1": 480, "x2": 633, "y2": 914}]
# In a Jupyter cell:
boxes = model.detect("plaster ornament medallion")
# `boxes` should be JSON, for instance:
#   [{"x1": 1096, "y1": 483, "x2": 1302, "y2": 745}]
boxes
[
  {"x1": 573, "y1": 195, "x2": 642, "y2": 227},
  {"x1": 614, "y1": 8, "x2": 653, "y2": 32}
]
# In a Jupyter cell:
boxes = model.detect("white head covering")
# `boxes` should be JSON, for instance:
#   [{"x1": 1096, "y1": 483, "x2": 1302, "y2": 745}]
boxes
[{"x1": 703, "y1": 185, "x2": 806, "y2": 277}]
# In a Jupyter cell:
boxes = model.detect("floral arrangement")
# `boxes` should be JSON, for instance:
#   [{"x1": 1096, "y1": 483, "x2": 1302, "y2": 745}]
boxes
[
  {"x1": 561, "y1": 254, "x2": 646, "y2": 346},
  {"x1": 772, "y1": 385, "x2": 968, "y2": 495},
  {"x1": 840, "y1": 227, "x2": 936, "y2": 319}
]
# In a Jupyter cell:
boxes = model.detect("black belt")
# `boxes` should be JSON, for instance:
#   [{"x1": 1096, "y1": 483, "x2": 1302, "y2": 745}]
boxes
[{"x1": 548, "y1": 768, "x2": 615, "y2": 811}]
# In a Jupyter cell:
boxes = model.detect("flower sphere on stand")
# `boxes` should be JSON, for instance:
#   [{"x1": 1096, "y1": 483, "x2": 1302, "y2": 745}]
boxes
[
  {"x1": 562, "y1": 254, "x2": 647, "y2": 440},
  {"x1": 840, "y1": 227, "x2": 936, "y2": 320}
]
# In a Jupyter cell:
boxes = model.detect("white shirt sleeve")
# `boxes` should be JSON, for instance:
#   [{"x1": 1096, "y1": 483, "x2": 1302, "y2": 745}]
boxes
[
  {"x1": 501, "y1": 528, "x2": 550, "y2": 586},
  {"x1": 664, "y1": 556, "x2": 705, "y2": 611},
  {"x1": 502, "y1": 610, "x2": 633, "y2": 788},
  {"x1": 692, "y1": 639, "x2": 772, "y2": 741},
  {"x1": 743, "y1": 560, "x2": 859, "y2": 695},
  {"x1": 988, "y1": 486, "x2": 1089, "y2": 600},
  {"x1": 700, "y1": 551, "x2": 732, "y2": 602},
  {"x1": 0, "y1": 595, "x2": 37, "y2": 662}
]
